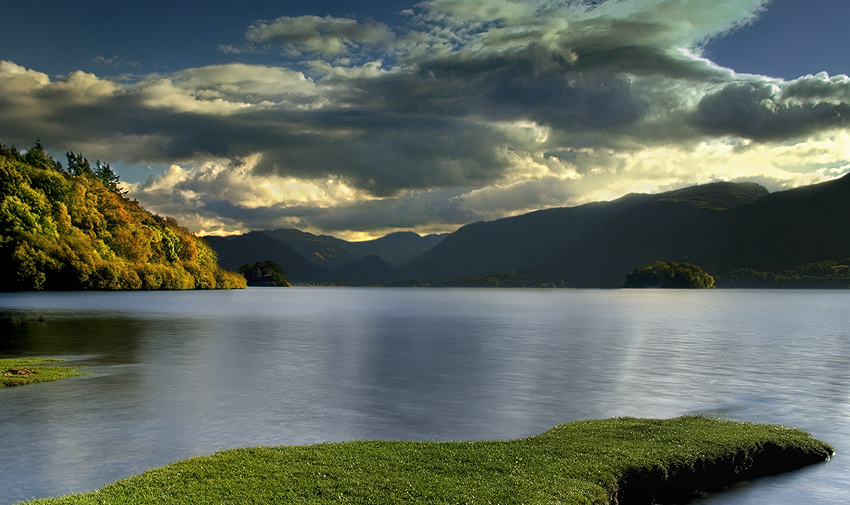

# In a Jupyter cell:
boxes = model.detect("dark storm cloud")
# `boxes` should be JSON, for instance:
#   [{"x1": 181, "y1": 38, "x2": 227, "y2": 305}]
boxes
[
  {"x1": 254, "y1": 120, "x2": 515, "y2": 197},
  {"x1": 695, "y1": 73, "x2": 850, "y2": 140},
  {"x1": 206, "y1": 189, "x2": 477, "y2": 234},
  {"x1": 344, "y1": 45, "x2": 647, "y2": 132}
]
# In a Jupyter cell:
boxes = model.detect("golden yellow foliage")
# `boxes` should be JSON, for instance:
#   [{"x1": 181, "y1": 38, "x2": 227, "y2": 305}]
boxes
[{"x1": 0, "y1": 144, "x2": 245, "y2": 290}]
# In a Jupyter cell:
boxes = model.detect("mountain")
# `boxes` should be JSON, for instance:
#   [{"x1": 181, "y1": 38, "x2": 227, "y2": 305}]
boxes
[
  {"x1": 334, "y1": 254, "x2": 396, "y2": 284},
  {"x1": 201, "y1": 228, "x2": 447, "y2": 282},
  {"x1": 398, "y1": 195, "x2": 653, "y2": 281},
  {"x1": 202, "y1": 175, "x2": 850, "y2": 288},
  {"x1": 203, "y1": 231, "x2": 333, "y2": 283},
  {"x1": 260, "y1": 228, "x2": 360, "y2": 270},
  {"x1": 348, "y1": 231, "x2": 447, "y2": 267},
  {"x1": 258, "y1": 228, "x2": 447, "y2": 269},
  {"x1": 398, "y1": 181, "x2": 770, "y2": 285},
  {"x1": 0, "y1": 143, "x2": 245, "y2": 290},
  {"x1": 530, "y1": 182, "x2": 772, "y2": 287},
  {"x1": 533, "y1": 176, "x2": 850, "y2": 287},
  {"x1": 713, "y1": 174, "x2": 850, "y2": 273}
]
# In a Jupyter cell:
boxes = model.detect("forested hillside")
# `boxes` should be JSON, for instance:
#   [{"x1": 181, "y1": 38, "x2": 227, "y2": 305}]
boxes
[{"x1": 0, "y1": 142, "x2": 245, "y2": 290}]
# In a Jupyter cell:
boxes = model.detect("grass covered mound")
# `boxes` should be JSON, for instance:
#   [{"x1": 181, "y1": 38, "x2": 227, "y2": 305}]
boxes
[
  {"x1": 1, "y1": 357, "x2": 88, "y2": 387},
  {"x1": 22, "y1": 416, "x2": 832, "y2": 505}
]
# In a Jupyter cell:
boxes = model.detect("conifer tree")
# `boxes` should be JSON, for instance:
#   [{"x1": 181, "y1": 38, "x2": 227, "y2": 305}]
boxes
[{"x1": 66, "y1": 152, "x2": 92, "y2": 176}]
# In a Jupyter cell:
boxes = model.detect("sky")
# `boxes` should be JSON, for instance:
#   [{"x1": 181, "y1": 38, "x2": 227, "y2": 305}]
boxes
[{"x1": 1, "y1": 0, "x2": 849, "y2": 240}]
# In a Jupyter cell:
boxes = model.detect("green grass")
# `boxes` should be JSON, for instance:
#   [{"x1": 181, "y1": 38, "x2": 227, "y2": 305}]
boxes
[
  {"x1": 20, "y1": 416, "x2": 833, "y2": 505},
  {"x1": 0, "y1": 357, "x2": 89, "y2": 387}
]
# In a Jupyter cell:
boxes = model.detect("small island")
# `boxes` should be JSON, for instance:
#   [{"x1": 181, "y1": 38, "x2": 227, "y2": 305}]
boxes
[
  {"x1": 21, "y1": 416, "x2": 832, "y2": 505},
  {"x1": 1, "y1": 357, "x2": 89, "y2": 387},
  {"x1": 625, "y1": 261, "x2": 716, "y2": 289},
  {"x1": 239, "y1": 260, "x2": 292, "y2": 287}
]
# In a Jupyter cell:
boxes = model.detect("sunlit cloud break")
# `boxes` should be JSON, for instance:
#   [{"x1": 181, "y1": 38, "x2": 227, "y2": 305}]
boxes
[{"x1": 0, "y1": 0, "x2": 848, "y2": 239}]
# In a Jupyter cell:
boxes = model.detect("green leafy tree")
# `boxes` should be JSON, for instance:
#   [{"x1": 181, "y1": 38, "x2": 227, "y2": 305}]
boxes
[{"x1": 24, "y1": 140, "x2": 62, "y2": 172}]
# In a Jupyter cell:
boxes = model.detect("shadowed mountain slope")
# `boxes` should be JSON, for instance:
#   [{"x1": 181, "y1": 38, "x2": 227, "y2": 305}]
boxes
[
  {"x1": 259, "y1": 228, "x2": 447, "y2": 269},
  {"x1": 203, "y1": 229, "x2": 447, "y2": 283},
  {"x1": 334, "y1": 254, "x2": 396, "y2": 284},
  {"x1": 399, "y1": 181, "x2": 770, "y2": 284},
  {"x1": 536, "y1": 176, "x2": 848, "y2": 287},
  {"x1": 260, "y1": 228, "x2": 359, "y2": 270},
  {"x1": 203, "y1": 231, "x2": 334, "y2": 283},
  {"x1": 350, "y1": 231, "x2": 447, "y2": 267}
]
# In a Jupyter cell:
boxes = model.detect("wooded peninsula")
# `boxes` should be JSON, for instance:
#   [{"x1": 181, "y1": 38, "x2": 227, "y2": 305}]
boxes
[{"x1": 0, "y1": 142, "x2": 245, "y2": 291}]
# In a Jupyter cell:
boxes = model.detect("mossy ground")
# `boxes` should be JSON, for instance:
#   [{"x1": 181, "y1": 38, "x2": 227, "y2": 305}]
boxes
[
  {"x1": 1, "y1": 357, "x2": 89, "y2": 387},
  {"x1": 20, "y1": 416, "x2": 832, "y2": 505}
]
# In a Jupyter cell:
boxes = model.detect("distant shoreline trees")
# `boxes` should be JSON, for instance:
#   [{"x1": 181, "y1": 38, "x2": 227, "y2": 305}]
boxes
[{"x1": 0, "y1": 141, "x2": 245, "y2": 291}]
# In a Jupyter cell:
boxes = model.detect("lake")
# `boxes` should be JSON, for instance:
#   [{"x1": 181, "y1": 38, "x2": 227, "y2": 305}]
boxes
[{"x1": 0, "y1": 288, "x2": 847, "y2": 504}]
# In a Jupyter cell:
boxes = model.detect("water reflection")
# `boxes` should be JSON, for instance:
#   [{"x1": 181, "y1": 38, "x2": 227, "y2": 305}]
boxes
[{"x1": 1, "y1": 289, "x2": 848, "y2": 504}]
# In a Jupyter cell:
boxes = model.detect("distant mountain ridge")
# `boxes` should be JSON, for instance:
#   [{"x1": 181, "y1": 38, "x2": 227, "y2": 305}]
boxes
[
  {"x1": 203, "y1": 176, "x2": 850, "y2": 287},
  {"x1": 397, "y1": 181, "x2": 770, "y2": 284},
  {"x1": 203, "y1": 228, "x2": 448, "y2": 283}
]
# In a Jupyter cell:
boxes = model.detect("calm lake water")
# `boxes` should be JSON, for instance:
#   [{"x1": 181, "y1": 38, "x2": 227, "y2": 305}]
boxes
[{"x1": 1, "y1": 288, "x2": 847, "y2": 504}]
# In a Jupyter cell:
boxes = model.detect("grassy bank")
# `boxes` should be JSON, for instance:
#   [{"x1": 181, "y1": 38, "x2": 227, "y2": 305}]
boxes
[
  {"x1": 21, "y1": 416, "x2": 832, "y2": 504},
  {"x1": 1, "y1": 357, "x2": 89, "y2": 387}
]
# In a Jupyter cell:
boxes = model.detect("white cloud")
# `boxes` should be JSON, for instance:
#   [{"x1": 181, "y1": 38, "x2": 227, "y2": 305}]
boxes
[
  {"x1": 172, "y1": 64, "x2": 318, "y2": 103},
  {"x1": 0, "y1": 61, "x2": 50, "y2": 87}
]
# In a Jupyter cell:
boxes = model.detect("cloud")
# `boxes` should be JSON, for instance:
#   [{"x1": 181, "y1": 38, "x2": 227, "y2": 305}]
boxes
[
  {"x1": 246, "y1": 15, "x2": 395, "y2": 56},
  {"x1": 91, "y1": 55, "x2": 140, "y2": 68},
  {"x1": 695, "y1": 73, "x2": 850, "y2": 139},
  {"x1": 2, "y1": 0, "x2": 850, "y2": 238},
  {"x1": 127, "y1": 157, "x2": 476, "y2": 237}
]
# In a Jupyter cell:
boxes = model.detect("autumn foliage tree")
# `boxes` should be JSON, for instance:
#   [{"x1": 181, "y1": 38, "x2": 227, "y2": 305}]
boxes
[{"x1": 0, "y1": 142, "x2": 246, "y2": 290}]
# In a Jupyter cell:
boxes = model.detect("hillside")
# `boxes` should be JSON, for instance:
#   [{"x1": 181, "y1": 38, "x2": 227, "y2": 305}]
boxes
[
  {"x1": 348, "y1": 231, "x2": 447, "y2": 267},
  {"x1": 535, "y1": 176, "x2": 850, "y2": 287},
  {"x1": 260, "y1": 228, "x2": 360, "y2": 270},
  {"x1": 0, "y1": 143, "x2": 245, "y2": 290},
  {"x1": 201, "y1": 228, "x2": 447, "y2": 283},
  {"x1": 203, "y1": 231, "x2": 334, "y2": 284},
  {"x1": 399, "y1": 181, "x2": 770, "y2": 285}
]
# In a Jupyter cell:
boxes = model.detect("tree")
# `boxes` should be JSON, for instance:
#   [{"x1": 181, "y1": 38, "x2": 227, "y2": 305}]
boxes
[
  {"x1": 66, "y1": 152, "x2": 92, "y2": 176},
  {"x1": 25, "y1": 140, "x2": 62, "y2": 172},
  {"x1": 95, "y1": 161, "x2": 125, "y2": 194}
]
